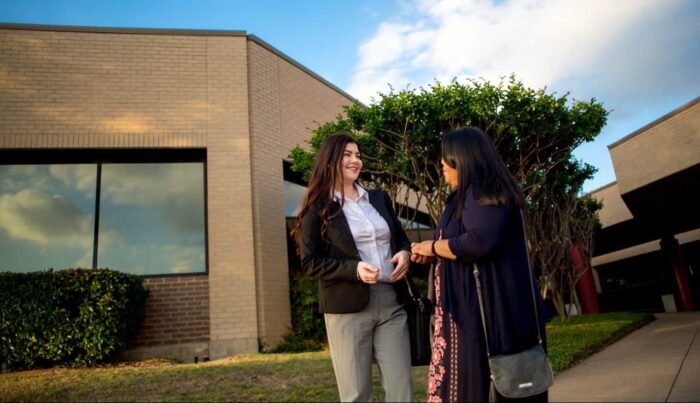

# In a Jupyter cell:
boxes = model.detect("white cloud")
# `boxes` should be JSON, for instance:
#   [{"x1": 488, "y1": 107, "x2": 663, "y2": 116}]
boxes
[
  {"x1": 99, "y1": 163, "x2": 205, "y2": 233},
  {"x1": 0, "y1": 188, "x2": 93, "y2": 247},
  {"x1": 359, "y1": 23, "x2": 415, "y2": 69},
  {"x1": 166, "y1": 242, "x2": 206, "y2": 274},
  {"x1": 348, "y1": 67, "x2": 411, "y2": 104},
  {"x1": 100, "y1": 163, "x2": 201, "y2": 206},
  {"x1": 97, "y1": 237, "x2": 205, "y2": 275},
  {"x1": 49, "y1": 164, "x2": 96, "y2": 195},
  {"x1": 348, "y1": 0, "x2": 693, "y2": 104},
  {"x1": 75, "y1": 252, "x2": 93, "y2": 269},
  {"x1": 1, "y1": 165, "x2": 50, "y2": 193}
]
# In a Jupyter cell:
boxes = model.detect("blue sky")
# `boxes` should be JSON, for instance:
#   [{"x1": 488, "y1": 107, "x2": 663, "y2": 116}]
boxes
[{"x1": 2, "y1": 0, "x2": 699, "y2": 193}]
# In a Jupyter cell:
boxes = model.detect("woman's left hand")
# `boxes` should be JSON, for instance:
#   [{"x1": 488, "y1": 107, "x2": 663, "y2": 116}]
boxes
[{"x1": 389, "y1": 250, "x2": 411, "y2": 282}]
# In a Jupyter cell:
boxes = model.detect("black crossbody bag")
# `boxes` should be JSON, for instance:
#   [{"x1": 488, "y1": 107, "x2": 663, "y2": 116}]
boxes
[
  {"x1": 472, "y1": 210, "x2": 554, "y2": 401},
  {"x1": 404, "y1": 273, "x2": 433, "y2": 366}
]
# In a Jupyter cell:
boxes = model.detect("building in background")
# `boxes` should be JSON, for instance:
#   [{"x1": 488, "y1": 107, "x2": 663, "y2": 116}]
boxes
[
  {"x1": 0, "y1": 23, "x2": 355, "y2": 362},
  {"x1": 589, "y1": 97, "x2": 700, "y2": 313}
]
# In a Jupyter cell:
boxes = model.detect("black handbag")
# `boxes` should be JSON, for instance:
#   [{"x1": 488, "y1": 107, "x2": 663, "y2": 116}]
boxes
[
  {"x1": 473, "y1": 210, "x2": 554, "y2": 401},
  {"x1": 404, "y1": 273, "x2": 433, "y2": 366}
]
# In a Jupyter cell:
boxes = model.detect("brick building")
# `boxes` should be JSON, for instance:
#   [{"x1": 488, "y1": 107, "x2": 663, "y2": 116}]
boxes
[
  {"x1": 587, "y1": 97, "x2": 700, "y2": 313},
  {"x1": 0, "y1": 23, "x2": 354, "y2": 361}
]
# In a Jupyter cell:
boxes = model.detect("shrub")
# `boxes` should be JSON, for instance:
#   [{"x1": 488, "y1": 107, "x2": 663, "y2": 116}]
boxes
[
  {"x1": 270, "y1": 272, "x2": 326, "y2": 353},
  {"x1": 0, "y1": 268, "x2": 148, "y2": 372}
]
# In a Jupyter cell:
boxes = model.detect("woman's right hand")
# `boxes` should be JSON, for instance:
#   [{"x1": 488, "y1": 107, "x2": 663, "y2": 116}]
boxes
[
  {"x1": 410, "y1": 241, "x2": 436, "y2": 265},
  {"x1": 410, "y1": 253, "x2": 434, "y2": 265},
  {"x1": 357, "y1": 262, "x2": 380, "y2": 284}
]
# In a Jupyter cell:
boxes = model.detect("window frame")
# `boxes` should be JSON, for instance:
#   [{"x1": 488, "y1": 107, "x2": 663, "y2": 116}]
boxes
[{"x1": 0, "y1": 148, "x2": 209, "y2": 278}]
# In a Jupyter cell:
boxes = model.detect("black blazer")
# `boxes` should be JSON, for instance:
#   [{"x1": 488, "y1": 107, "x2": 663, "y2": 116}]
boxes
[{"x1": 299, "y1": 189, "x2": 412, "y2": 313}]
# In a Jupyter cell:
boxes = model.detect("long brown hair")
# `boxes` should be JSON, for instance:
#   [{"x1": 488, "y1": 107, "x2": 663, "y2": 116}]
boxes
[
  {"x1": 291, "y1": 132, "x2": 361, "y2": 254},
  {"x1": 441, "y1": 127, "x2": 524, "y2": 219}
]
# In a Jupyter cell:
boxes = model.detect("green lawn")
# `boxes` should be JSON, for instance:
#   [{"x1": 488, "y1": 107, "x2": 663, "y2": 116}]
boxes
[
  {"x1": 0, "y1": 312, "x2": 653, "y2": 402},
  {"x1": 547, "y1": 312, "x2": 654, "y2": 372}
]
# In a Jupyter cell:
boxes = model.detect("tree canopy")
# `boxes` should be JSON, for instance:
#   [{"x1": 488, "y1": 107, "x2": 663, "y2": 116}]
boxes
[{"x1": 289, "y1": 76, "x2": 609, "y2": 319}]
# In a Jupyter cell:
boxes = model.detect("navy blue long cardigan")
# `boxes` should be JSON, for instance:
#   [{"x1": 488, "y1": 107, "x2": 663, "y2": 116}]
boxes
[{"x1": 440, "y1": 189, "x2": 549, "y2": 356}]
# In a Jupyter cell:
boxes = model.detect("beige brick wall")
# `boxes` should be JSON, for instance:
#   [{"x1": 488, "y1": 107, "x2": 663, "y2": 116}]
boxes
[
  {"x1": 0, "y1": 28, "x2": 208, "y2": 147},
  {"x1": 134, "y1": 276, "x2": 210, "y2": 347},
  {"x1": 0, "y1": 27, "x2": 258, "y2": 359},
  {"x1": 247, "y1": 41, "x2": 287, "y2": 349},
  {"x1": 277, "y1": 51, "x2": 356, "y2": 154},
  {"x1": 205, "y1": 35, "x2": 259, "y2": 358},
  {"x1": 590, "y1": 182, "x2": 634, "y2": 229},
  {"x1": 610, "y1": 99, "x2": 700, "y2": 194},
  {"x1": 247, "y1": 39, "x2": 354, "y2": 348},
  {"x1": 0, "y1": 25, "x2": 355, "y2": 359}
]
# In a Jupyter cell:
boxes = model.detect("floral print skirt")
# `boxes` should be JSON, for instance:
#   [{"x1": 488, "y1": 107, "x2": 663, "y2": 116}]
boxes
[{"x1": 427, "y1": 259, "x2": 491, "y2": 402}]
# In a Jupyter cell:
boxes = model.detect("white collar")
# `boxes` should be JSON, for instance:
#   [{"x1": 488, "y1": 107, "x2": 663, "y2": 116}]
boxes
[{"x1": 333, "y1": 184, "x2": 368, "y2": 202}]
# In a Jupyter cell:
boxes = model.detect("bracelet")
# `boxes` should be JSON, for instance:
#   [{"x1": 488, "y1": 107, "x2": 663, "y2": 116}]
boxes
[{"x1": 431, "y1": 240, "x2": 441, "y2": 258}]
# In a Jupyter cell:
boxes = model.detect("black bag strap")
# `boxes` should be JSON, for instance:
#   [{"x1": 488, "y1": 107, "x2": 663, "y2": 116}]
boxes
[
  {"x1": 473, "y1": 209, "x2": 542, "y2": 359},
  {"x1": 404, "y1": 272, "x2": 419, "y2": 298},
  {"x1": 404, "y1": 273, "x2": 430, "y2": 311},
  {"x1": 519, "y1": 209, "x2": 544, "y2": 343}
]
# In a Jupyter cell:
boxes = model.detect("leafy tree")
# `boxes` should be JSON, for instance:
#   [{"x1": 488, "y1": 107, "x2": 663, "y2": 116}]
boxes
[
  {"x1": 289, "y1": 76, "x2": 608, "y2": 320},
  {"x1": 527, "y1": 160, "x2": 603, "y2": 319}
]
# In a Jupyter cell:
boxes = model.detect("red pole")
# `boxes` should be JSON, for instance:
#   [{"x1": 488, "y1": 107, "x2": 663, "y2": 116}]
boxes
[
  {"x1": 571, "y1": 242, "x2": 600, "y2": 314},
  {"x1": 661, "y1": 237, "x2": 696, "y2": 312}
]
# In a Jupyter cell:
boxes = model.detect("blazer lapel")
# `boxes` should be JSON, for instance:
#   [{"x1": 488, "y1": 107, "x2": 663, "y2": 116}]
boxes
[
  {"x1": 368, "y1": 190, "x2": 389, "y2": 224},
  {"x1": 330, "y1": 201, "x2": 360, "y2": 257},
  {"x1": 369, "y1": 189, "x2": 404, "y2": 255}
]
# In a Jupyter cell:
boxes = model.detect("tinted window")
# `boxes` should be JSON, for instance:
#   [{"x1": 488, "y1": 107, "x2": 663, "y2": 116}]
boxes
[
  {"x1": 0, "y1": 161, "x2": 207, "y2": 276},
  {"x1": 0, "y1": 164, "x2": 96, "y2": 271},
  {"x1": 97, "y1": 163, "x2": 206, "y2": 275}
]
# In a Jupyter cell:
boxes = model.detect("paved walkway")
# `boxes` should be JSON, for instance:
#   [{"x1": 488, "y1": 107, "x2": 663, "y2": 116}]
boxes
[{"x1": 550, "y1": 312, "x2": 700, "y2": 402}]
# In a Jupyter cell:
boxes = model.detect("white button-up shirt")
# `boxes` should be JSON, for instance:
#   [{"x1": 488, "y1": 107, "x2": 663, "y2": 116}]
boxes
[{"x1": 334, "y1": 185, "x2": 395, "y2": 283}]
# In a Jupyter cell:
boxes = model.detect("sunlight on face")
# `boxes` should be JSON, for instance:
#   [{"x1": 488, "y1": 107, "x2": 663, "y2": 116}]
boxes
[{"x1": 340, "y1": 142, "x2": 363, "y2": 186}]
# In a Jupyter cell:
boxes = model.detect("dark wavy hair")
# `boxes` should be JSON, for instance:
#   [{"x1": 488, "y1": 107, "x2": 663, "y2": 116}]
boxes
[
  {"x1": 442, "y1": 127, "x2": 524, "y2": 219},
  {"x1": 291, "y1": 132, "x2": 361, "y2": 255}
]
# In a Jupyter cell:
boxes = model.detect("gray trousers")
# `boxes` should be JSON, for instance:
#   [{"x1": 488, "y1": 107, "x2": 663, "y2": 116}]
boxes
[{"x1": 324, "y1": 283, "x2": 414, "y2": 402}]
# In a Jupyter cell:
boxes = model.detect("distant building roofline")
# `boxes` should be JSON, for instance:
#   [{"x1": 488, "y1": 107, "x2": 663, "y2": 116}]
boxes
[
  {"x1": 246, "y1": 34, "x2": 360, "y2": 105},
  {"x1": 584, "y1": 181, "x2": 618, "y2": 197},
  {"x1": 0, "y1": 22, "x2": 246, "y2": 36},
  {"x1": 608, "y1": 96, "x2": 700, "y2": 150}
]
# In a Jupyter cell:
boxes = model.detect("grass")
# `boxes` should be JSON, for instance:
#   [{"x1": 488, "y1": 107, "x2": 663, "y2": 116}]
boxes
[
  {"x1": 547, "y1": 312, "x2": 654, "y2": 372},
  {"x1": 0, "y1": 312, "x2": 653, "y2": 402}
]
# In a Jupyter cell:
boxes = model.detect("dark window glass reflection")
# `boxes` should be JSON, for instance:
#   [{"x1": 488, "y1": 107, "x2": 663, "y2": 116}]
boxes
[
  {"x1": 284, "y1": 180, "x2": 306, "y2": 217},
  {"x1": 97, "y1": 163, "x2": 206, "y2": 275},
  {"x1": 0, "y1": 164, "x2": 96, "y2": 271}
]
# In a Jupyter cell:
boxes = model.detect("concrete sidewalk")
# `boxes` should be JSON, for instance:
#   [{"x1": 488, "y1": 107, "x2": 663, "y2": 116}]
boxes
[{"x1": 550, "y1": 312, "x2": 700, "y2": 402}]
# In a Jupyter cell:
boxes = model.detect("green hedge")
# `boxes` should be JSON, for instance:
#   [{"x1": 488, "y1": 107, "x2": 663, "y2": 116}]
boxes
[
  {"x1": 271, "y1": 272, "x2": 326, "y2": 353},
  {"x1": 0, "y1": 269, "x2": 148, "y2": 372}
]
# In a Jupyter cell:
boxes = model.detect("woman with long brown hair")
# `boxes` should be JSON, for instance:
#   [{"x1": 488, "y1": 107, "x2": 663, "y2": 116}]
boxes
[{"x1": 293, "y1": 132, "x2": 414, "y2": 402}]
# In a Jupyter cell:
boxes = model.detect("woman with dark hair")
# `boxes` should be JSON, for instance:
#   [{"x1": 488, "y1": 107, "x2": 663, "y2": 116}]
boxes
[
  {"x1": 293, "y1": 132, "x2": 414, "y2": 402},
  {"x1": 411, "y1": 127, "x2": 549, "y2": 402}
]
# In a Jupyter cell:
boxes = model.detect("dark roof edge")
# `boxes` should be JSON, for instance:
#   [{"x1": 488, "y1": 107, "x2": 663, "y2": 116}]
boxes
[
  {"x1": 584, "y1": 181, "x2": 618, "y2": 197},
  {"x1": 0, "y1": 22, "x2": 246, "y2": 37},
  {"x1": 246, "y1": 34, "x2": 361, "y2": 105},
  {"x1": 608, "y1": 96, "x2": 700, "y2": 149}
]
